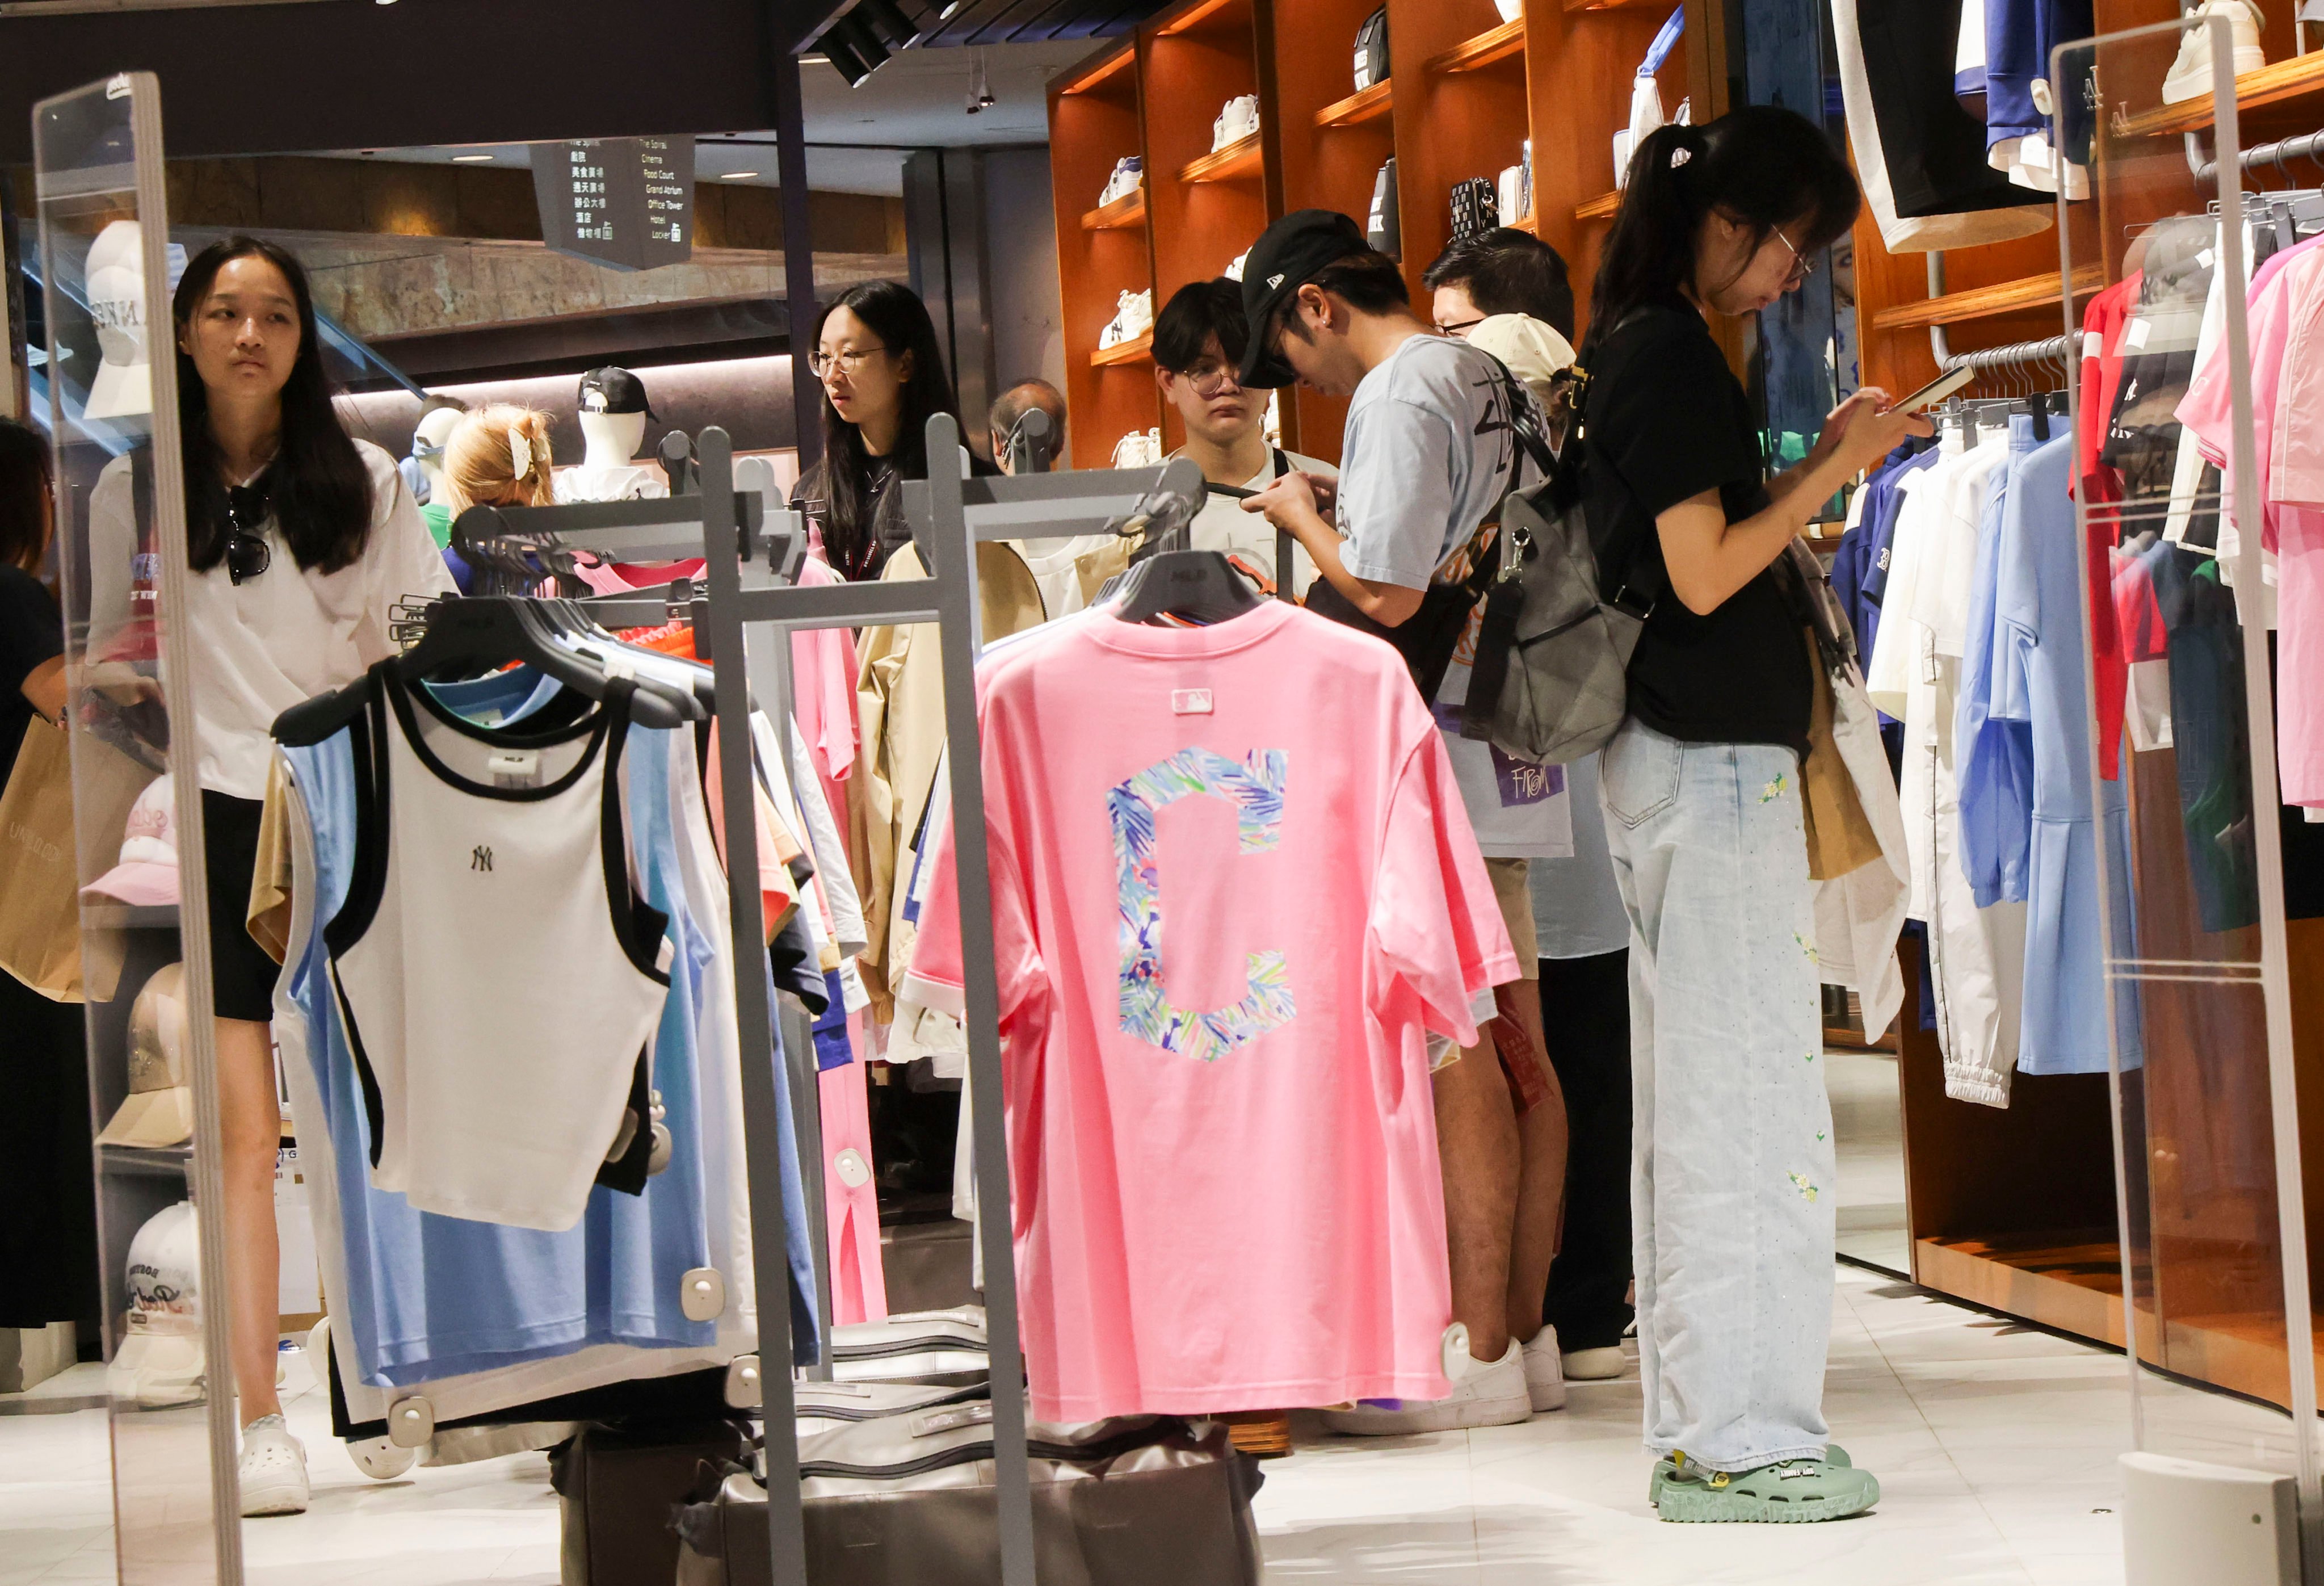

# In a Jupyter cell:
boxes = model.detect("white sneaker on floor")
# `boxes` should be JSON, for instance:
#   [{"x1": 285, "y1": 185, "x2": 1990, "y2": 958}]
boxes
[
  {"x1": 1561, "y1": 1344, "x2": 1629, "y2": 1381},
  {"x1": 238, "y1": 1413, "x2": 309, "y2": 1517},
  {"x1": 347, "y1": 1434, "x2": 415, "y2": 1480},
  {"x1": 2162, "y1": 0, "x2": 2267, "y2": 103},
  {"x1": 1319, "y1": 1341, "x2": 1532, "y2": 1435},
  {"x1": 1519, "y1": 1326, "x2": 1567, "y2": 1411}
]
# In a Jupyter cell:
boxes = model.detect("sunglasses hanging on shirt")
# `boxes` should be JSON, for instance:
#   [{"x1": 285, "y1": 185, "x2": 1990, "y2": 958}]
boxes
[{"x1": 224, "y1": 480, "x2": 271, "y2": 585}]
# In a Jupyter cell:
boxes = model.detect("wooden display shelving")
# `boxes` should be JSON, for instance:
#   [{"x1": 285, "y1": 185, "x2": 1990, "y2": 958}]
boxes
[
  {"x1": 1081, "y1": 188, "x2": 1148, "y2": 230},
  {"x1": 1574, "y1": 188, "x2": 1619, "y2": 220},
  {"x1": 1427, "y1": 16, "x2": 1527, "y2": 73},
  {"x1": 1179, "y1": 133, "x2": 1263, "y2": 184},
  {"x1": 1314, "y1": 79, "x2": 1394, "y2": 128},
  {"x1": 1090, "y1": 329, "x2": 1153, "y2": 366},
  {"x1": 1868, "y1": 263, "x2": 2106, "y2": 332},
  {"x1": 1048, "y1": 0, "x2": 1722, "y2": 461},
  {"x1": 2118, "y1": 47, "x2": 2324, "y2": 137}
]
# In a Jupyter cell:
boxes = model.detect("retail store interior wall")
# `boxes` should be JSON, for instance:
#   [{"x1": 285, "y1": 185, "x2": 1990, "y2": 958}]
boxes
[
  {"x1": 1848, "y1": 0, "x2": 2324, "y2": 1413},
  {"x1": 1045, "y1": 0, "x2": 1721, "y2": 469}
]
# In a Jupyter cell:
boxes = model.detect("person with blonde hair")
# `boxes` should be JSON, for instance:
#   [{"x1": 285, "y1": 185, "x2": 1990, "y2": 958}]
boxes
[{"x1": 443, "y1": 404, "x2": 558, "y2": 511}]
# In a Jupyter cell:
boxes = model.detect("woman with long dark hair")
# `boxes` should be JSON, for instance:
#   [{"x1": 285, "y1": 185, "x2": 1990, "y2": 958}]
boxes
[
  {"x1": 790, "y1": 279, "x2": 984, "y2": 581},
  {"x1": 92, "y1": 236, "x2": 452, "y2": 1515},
  {"x1": 1578, "y1": 107, "x2": 1926, "y2": 1522}
]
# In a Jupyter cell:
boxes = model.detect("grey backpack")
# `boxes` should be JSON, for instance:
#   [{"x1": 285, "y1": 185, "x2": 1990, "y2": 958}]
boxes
[{"x1": 1461, "y1": 360, "x2": 1659, "y2": 766}]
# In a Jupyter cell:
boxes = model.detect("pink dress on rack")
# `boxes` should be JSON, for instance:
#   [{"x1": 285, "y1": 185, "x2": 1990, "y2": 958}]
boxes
[{"x1": 906, "y1": 602, "x2": 1514, "y2": 1421}]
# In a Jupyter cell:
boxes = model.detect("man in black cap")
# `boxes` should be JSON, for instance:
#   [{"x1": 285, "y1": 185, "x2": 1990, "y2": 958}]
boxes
[{"x1": 1238, "y1": 209, "x2": 1573, "y2": 1437}]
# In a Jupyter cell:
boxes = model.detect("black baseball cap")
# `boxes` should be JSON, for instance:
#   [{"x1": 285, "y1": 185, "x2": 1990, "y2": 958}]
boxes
[
  {"x1": 1236, "y1": 209, "x2": 1372, "y2": 388},
  {"x1": 578, "y1": 366, "x2": 660, "y2": 423}
]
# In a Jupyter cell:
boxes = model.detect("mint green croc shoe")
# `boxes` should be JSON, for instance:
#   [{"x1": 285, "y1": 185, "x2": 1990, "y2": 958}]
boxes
[
  {"x1": 1649, "y1": 1444, "x2": 1850, "y2": 1507},
  {"x1": 1655, "y1": 1453, "x2": 1878, "y2": 1523}
]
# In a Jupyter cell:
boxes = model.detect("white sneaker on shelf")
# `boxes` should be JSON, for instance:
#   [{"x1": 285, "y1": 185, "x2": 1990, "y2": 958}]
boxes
[
  {"x1": 2162, "y1": 1, "x2": 2267, "y2": 103},
  {"x1": 1098, "y1": 156, "x2": 1144, "y2": 207},
  {"x1": 1098, "y1": 288, "x2": 1153, "y2": 350},
  {"x1": 1519, "y1": 1326, "x2": 1567, "y2": 1411},
  {"x1": 347, "y1": 1434, "x2": 416, "y2": 1480},
  {"x1": 1561, "y1": 1344, "x2": 1629, "y2": 1381},
  {"x1": 1213, "y1": 94, "x2": 1260, "y2": 150},
  {"x1": 1318, "y1": 1341, "x2": 1533, "y2": 1435},
  {"x1": 238, "y1": 1413, "x2": 310, "y2": 1517}
]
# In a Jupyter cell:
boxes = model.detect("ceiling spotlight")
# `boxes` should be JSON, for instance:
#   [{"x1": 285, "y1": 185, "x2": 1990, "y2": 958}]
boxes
[
  {"x1": 721, "y1": 170, "x2": 760, "y2": 180},
  {"x1": 819, "y1": 16, "x2": 886, "y2": 86},
  {"x1": 940, "y1": 0, "x2": 963, "y2": 15},
  {"x1": 855, "y1": 0, "x2": 917, "y2": 49},
  {"x1": 451, "y1": 153, "x2": 495, "y2": 163}
]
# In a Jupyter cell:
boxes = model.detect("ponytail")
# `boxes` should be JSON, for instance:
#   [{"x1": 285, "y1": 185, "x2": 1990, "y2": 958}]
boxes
[{"x1": 1588, "y1": 104, "x2": 1859, "y2": 351}]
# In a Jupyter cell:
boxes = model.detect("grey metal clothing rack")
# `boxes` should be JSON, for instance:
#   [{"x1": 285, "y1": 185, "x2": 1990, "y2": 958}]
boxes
[{"x1": 695, "y1": 414, "x2": 1199, "y2": 1586}]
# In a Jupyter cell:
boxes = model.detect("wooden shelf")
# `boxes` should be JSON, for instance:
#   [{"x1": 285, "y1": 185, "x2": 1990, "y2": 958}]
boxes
[
  {"x1": 1565, "y1": 0, "x2": 1676, "y2": 8},
  {"x1": 1869, "y1": 263, "x2": 2106, "y2": 332},
  {"x1": 1154, "y1": 0, "x2": 1239, "y2": 35},
  {"x1": 1178, "y1": 132, "x2": 1263, "y2": 184},
  {"x1": 1504, "y1": 211, "x2": 1539, "y2": 235},
  {"x1": 1081, "y1": 187, "x2": 1147, "y2": 230},
  {"x1": 1575, "y1": 188, "x2": 1620, "y2": 220},
  {"x1": 1091, "y1": 329, "x2": 1153, "y2": 367},
  {"x1": 2119, "y1": 48, "x2": 2324, "y2": 137},
  {"x1": 1314, "y1": 78, "x2": 1393, "y2": 128},
  {"x1": 1058, "y1": 45, "x2": 1137, "y2": 96},
  {"x1": 1427, "y1": 16, "x2": 1525, "y2": 74}
]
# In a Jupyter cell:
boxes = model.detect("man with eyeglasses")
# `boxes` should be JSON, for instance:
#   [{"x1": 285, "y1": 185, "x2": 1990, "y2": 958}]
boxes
[{"x1": 1150, "y1": 279, "x2": 1330, "y2": 596}]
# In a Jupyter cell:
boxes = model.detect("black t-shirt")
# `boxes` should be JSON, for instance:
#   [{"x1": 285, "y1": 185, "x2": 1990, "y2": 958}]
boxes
[
  {"x1": 1582, "y1": 303, "x2": 1812, "y2": 754},
  {"x1": 0, "y1": 564, "x2": 64, "y2": 789}
]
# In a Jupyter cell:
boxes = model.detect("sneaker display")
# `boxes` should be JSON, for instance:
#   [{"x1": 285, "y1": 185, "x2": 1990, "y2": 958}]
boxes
[
  {"x1": 1213, "y1": 94, "x2": 1260, "y2": 150},
  {"x1": 1111, "y1": 428, "x2": 1164, "y2": 469},
  {"x1": 238, "y1": 1413, "x2": 310, "y2": 1517},
  {"x1": 1318, "y1": 1340, "x2": 1532, "y2": 1435},
  {"x1": 1518, "y1": 1325, "x2": 1567, "y2": 1412},
  {"x1": 1097, "y1": 156, "x2": 1144, "y2": 208},
  {"x1": 1099, "y1": 288, "x2": 1153, "y2": 349},
  {"x1": 1650, "y1": 1443, "x2": 1852, "y2": 1508},
  {"x1": 1561, "y1": 1344, "x2": 1628, "y2": 1381},
  {"x1": 2162, "y1": 1, "x2": 2267, "y2": 103}
]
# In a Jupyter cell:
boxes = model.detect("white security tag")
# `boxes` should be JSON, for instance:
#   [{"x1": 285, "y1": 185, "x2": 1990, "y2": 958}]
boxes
[
  {"x1": 388, "y1": 1395, "x2": 436, "y2": 1447},
  {"x1": 724, "y1": 1355, "x2": 762, "y2": 1409},
  {"x1": 680, "y1": 1267, "x2": 726, "y2": 1321}
]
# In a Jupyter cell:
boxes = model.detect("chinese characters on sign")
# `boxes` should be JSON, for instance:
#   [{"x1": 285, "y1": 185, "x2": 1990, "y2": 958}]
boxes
[{"x1": 529, "y1": 136, "x2": 696, "y2": 271}]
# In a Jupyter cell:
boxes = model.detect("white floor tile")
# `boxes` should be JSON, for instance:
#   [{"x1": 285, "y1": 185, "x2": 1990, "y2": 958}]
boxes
[{"x1": 6, "y1": 1264, "x2": 2300, "y2": 1584}]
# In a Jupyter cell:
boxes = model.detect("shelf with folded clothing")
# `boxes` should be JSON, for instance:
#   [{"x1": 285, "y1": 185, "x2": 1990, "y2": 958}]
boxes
[
  {"x1": 1867, "y1": 264, "x2": 2108, "y2": 332},
  {"x1": 1090, "y1": 329, "x2": 1154, "y2": 367}
]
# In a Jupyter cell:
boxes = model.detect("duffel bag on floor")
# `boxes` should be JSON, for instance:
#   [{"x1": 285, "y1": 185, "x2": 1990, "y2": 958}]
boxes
[
  {"x1": 674, "y1": 1403, "x2": 1264, "y2": 1586},
  {"x1": 550, "y1": 1417, "x2": 753, "y2": 1586}
]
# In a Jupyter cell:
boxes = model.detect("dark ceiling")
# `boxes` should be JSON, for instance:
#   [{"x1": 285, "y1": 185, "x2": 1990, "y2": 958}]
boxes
[{"x1": 869, "y1": 0, "x2": 1166, "y2": 48}]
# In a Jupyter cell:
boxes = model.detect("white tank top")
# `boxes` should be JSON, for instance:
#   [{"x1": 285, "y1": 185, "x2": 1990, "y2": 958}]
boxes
[{"x1": 326, "y1": 666, "x2": 672, "y2": 1232}]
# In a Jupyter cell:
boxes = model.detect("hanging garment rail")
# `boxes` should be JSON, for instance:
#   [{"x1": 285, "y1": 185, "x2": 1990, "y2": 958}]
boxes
[
  {"x1": 698, "y1": 414, "x2": 1195, "y2": 1586},
  {"x1": 2189, "y1": 125, "x2": 2324, "y2": 186},
  {"x1": 1941, "y1": 332, "x2": 2080, "y2": 375}
]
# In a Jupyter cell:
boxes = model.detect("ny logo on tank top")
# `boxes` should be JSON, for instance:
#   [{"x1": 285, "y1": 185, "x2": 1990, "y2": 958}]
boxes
[
  {"x1": 1107, "y1": 748, "x2": 1293, "y2": 1062},
  {"x1": 470, "y1": 845, "x2": 493, "y2": 873}
]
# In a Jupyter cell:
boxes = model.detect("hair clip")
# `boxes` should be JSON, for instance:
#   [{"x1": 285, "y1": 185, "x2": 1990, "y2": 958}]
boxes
[
  {"x1": 508, "y1": 427, "x2": 533, "y2": 480},
  {"x1": 1669, "y1": 146, "x2": 1694, "y2": 170}
]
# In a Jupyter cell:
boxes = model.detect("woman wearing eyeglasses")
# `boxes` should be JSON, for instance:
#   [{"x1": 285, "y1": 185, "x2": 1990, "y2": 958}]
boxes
[
  {"x1": 1151, "y1": 279, "x2": 1329, "y2": 597},
  {"x1": 1579, "y1": 108, "x2": 1926, "y2": 1524},
  {"x1": 87, "y1": 235, "x2": 451, "y2": 1517},
  {"x1": 790, "y1": 279, "x2": 987, "y2": 583}
]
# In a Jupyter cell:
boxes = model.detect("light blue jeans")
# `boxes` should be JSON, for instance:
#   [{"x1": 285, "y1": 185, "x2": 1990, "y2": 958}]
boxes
[{"x1": 1599, "y1": 717, "x2": 1835, "y2": 1472}]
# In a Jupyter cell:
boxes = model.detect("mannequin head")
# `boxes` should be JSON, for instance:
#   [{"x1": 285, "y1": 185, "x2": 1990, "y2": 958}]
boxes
[
  {"x1": 575, "y1": 367, "x2": 658, "y2": 470},
  {"x1": 411, "y1": 397, "x2": 467, "y2": 501}
]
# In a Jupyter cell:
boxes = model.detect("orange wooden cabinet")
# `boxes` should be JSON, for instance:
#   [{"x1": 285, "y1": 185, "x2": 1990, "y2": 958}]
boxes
[{"x1": 1047, "y1": 0, "x2": 1734, "y2": 467}]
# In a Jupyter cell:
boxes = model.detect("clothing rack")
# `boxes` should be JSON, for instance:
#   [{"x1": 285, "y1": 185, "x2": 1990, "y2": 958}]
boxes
[
  {"x1": 1936, "y1": 332, "x2": 2079, "y2": 377},
  {"x1": 2189, "y1": 125, "x2": 2324, "y2": 187},
  {"x1": 696, "y1": 414, "x2": 1199, "y2": 1586}
]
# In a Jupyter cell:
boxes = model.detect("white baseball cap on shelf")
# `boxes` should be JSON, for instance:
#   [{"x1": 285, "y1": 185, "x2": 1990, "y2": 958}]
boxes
[{"x1": 108, "y1": 1200, "x2": 205, "y2": 1409}]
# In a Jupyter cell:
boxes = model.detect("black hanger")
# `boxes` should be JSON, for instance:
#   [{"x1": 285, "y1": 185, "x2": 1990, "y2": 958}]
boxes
[
  {"x1": 2028, "y1": 390, "x2": 2051, "y2": 443},
  {"x1": 1111, "y1": 548, "x2": 1264, "y2": 626}
]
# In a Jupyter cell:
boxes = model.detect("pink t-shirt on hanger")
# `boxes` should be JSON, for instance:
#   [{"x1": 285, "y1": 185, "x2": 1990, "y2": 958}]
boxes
[{"x1": 906, "y1": 601, "x2": 1515, "y2": 1422}]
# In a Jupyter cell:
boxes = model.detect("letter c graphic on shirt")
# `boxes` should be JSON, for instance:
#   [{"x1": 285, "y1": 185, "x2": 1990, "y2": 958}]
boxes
[{"x1": 1107, "y1": 747, "x2": 1294, "y2": 1062}]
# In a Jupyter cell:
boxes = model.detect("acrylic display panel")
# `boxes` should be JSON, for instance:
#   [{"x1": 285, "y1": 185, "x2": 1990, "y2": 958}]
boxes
[
  {"x1": 2064, "y1": 15, "x2": 2321, "y2": 1527},
  {"x1": 35, "y1": 71, "x2": 245, "y2": 1585}
]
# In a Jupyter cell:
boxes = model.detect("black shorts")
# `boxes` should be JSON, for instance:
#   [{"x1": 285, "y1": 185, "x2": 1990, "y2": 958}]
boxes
[{"x1": 200, "y1": 789, "x2": 277, "y2": 1022}]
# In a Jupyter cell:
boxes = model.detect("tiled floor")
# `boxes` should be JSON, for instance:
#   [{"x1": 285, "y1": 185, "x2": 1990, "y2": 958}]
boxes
[
  {"x1": 3, "y1": 1264, "x2": 2292, "y2": 1585},
  {"x1": 1829, "y1": 1047, "x2": 1910, "y2": 1276}
]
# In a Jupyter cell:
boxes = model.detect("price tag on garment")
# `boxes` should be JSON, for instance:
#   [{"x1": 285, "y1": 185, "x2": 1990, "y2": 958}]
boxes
[
  {"x1": 2124, "y1": 317, "x2": 2151, "y2": 350},
  {"x1": 1171, "y1": 689, "x2": 1215, "y2": 715},
  {"x1": 489, "y1": 750, "x2": 541, "y2": 789}
]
